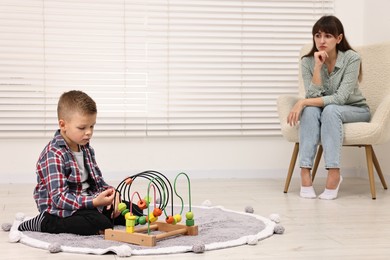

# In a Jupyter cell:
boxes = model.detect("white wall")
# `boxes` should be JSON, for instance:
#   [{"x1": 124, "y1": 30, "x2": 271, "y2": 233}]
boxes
[
  {"x1": 363, "y1": 0, "x2": 390, "y2": 44},
  {"x1": 334, "y1": 0, "x2": 390, "y2": 45},
  {"x1": 1, "y1": 0, "x2": 390, "y2": 184}
]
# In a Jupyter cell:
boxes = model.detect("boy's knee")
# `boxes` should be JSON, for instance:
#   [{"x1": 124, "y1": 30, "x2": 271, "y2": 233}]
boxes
[{"x1": 84, "y1": 211, "x2": 113, "y2": 231}]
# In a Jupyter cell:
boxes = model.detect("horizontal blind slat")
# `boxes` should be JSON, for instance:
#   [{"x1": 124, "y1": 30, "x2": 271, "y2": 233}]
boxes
[{"x1": 0, "y1": 0, "x2": 334, "y2": 137}]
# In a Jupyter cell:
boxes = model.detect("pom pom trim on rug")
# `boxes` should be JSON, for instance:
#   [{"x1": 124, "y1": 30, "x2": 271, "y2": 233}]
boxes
[{"x1": 5, "y1": 205, "x2": 280, "y2": 257}]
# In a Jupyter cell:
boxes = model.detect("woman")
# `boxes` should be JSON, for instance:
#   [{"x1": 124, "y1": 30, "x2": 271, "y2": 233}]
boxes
[{"x1": 287, "y1": 15, "x2": 370, "y2": 200}]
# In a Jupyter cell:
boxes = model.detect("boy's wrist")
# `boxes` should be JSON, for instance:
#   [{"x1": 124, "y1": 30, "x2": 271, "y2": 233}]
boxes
[{"x1": 84, "y1": 196, "x2": 95, "y2": 208}]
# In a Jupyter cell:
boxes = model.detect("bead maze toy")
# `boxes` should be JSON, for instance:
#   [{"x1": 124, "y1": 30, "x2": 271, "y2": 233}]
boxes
[{"x1": 104, "y1": 170, "x2": 198, "y2": 247}]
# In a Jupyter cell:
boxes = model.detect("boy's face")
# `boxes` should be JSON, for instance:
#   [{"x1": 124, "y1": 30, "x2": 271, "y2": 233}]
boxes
[{"x1": 59, "y1": 111, "x2": 97, "y2": 152}]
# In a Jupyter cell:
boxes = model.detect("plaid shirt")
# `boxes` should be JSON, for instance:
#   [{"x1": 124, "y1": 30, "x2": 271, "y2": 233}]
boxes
[{"x1": 33, "y1": 130, "x2": 111, "y2": 218}]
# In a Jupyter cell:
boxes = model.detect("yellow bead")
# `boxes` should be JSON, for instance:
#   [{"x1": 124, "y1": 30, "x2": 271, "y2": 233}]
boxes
[
  {"x1": 126, "y1": 216, "x2": 136, "y2": 227},
  {"x1": 125, "y1": 212, "x2": 134, "y2": 220},
  {"x1": 126, "y1": 226, "x2": 135, "y2": 233},
  {"x1": 148, "y1": 212, "x2": 158, "y2": 223},
  {"x1": 173, "y1": 214, "x2": 182, "y2": 223}
]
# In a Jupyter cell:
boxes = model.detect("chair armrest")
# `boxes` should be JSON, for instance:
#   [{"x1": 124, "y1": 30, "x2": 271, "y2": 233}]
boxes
[
  {"x1": 370, "y1": 95, "x2": 390, "y2": 143},
  {"x1": 371, "y1": 95, "x2": 390, "y2": 124},
  {"x1": 277, "y1": 95, "x2": 300, "y2": 120},
  {"x1": 277, "y1": 95, "x2": 301, "y2": 142}
]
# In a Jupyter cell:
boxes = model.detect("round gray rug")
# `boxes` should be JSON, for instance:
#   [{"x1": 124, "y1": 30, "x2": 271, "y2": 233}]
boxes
[{"x1": 7, "y1": 205, "x2": 280, "y2": 257}]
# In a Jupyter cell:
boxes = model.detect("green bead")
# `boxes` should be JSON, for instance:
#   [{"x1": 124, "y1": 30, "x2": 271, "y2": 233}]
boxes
[
  {"x1": 121, "y1": 209, "x2": 130, "y2": 216},
  {"x1": 138, "y1": 216, "x2": 146, "y2": 225},
  {"x1": 186, "y1": 219, "x2": 195, "y2": 226}
]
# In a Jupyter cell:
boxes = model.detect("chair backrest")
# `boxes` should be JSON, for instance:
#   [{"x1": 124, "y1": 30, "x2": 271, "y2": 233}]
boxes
[{"x1": 298, "y1": 41, "x2": 390, "y2": 115}]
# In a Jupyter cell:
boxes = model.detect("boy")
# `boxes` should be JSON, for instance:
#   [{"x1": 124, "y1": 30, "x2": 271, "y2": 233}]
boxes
[{"x1": 18, "y1": 90, "x2": 141, "y2": 235}]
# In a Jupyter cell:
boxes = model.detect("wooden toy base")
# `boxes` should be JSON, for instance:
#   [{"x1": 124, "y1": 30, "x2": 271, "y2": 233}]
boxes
[{"x1": 105, "y1": 222, "x2": 198, "y2": 247}]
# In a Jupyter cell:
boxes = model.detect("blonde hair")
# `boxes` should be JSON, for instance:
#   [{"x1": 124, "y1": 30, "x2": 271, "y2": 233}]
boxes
[{"x1": 57, "y1": 90, "x2": 97, "y2": 120}]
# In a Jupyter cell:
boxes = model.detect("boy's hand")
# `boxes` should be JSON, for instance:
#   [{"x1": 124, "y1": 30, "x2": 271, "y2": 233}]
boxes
[
  {"x1": 106, "y1": 191, "x2": 121, "y2": 218},
  {"x1": 92, "y1": 189, "x2": 115, "y2": 207}
]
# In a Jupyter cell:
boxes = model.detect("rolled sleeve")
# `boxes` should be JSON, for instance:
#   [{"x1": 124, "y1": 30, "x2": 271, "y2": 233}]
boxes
[{"x1": 82, "y1": 196, "x2": 95, "y2": 209}]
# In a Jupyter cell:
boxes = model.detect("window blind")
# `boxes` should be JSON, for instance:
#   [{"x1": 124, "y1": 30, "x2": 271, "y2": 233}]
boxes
[{"x1": 0, "y1": 0, "x2": 334, "y2": 137}]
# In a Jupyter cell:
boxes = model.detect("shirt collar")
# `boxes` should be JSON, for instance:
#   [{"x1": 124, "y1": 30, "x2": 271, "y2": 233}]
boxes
[
  {"x1": 334, "y1": 50, "x2": 345, "y2": 70},
  {"x1": 53, "y1": 129, "x2": 89, "y2": 151}
]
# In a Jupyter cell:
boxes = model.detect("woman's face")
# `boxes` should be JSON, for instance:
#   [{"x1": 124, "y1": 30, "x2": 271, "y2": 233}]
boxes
[{"x1": 314, "y1": 31, "x2": 342, "y2": 54}]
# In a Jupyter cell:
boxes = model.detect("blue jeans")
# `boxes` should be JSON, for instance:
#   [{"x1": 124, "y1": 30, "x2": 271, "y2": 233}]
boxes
[{"x1": 299, "y1": 104, "x2": 371, "y2": 169}]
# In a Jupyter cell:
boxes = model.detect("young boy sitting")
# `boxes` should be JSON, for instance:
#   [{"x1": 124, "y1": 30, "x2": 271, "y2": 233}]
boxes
[{"x1": 18, "y1": 90, "x2": 141, "y2": 235}]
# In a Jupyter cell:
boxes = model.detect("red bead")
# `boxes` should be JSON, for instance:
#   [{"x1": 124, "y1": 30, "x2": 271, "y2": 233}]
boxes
[
  {"x1": 166, "y1": 216, "x2": 174, "y2": 224},
  {"x1": 153, "y1": 208, "x2": 163, "y2": 217},
  {"x1": 137, "y1": 199, "x2": 147, "y2": 210}
]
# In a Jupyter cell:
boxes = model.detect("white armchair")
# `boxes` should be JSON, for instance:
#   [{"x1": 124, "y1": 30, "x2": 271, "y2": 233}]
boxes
[{"x1": 277, "y1": 41, "x2": 390, "y2": 199}]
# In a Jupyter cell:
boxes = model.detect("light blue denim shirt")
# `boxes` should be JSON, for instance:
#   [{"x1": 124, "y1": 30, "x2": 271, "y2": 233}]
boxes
[{"x1": 301, "y1": 49, "x2": 368, "y2": 107}]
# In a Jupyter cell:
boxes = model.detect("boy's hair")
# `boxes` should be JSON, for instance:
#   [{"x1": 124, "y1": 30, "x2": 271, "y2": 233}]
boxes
[{"x1": 57, "y1": 90, "x2": 97, "y2": 120}]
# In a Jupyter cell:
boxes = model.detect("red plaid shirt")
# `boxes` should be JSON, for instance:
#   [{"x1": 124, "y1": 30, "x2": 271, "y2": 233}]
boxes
[{"x1": 33, "y1": 130, "x2": 112, "y2": 218}]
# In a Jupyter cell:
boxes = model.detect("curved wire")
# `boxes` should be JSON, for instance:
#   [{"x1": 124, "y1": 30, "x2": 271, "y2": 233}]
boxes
[{"x1": 174, "y1": 172, "x2": 192, "y2": 215}]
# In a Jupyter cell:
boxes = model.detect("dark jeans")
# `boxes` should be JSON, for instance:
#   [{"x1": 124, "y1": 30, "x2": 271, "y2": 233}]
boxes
[{"x1": 41, "y1": 201, "x2": 143, "y2": 235}]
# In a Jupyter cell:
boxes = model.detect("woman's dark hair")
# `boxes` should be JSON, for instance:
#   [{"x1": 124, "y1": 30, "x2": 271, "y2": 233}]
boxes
[{"x1": 302, "y1": 15, "x2": 362, "y2": 81}]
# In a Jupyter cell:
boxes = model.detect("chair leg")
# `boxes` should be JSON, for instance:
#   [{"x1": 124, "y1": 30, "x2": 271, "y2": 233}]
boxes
[
  {"x1": 371, "y1": 146, "x2": 388, "y2": 189},
  {"x1": 365, "y1": 145, "x2": 377, "y2": 200},
  {"x1": 311, "y1": 145, "x2": 323, "y2": 181},
  {"x1": 284, "y1": 143, "x2": 299, "y2": 193}
]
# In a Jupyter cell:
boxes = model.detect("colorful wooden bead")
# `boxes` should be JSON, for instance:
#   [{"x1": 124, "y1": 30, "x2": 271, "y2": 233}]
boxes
[
  {"x1": 186, "y1": 219, "x2": 195, "y2": 226},
  {"x1": 186, "y1": 211, "x2": 194, "y2": 220},
  {"x1": 166, "y1": 215, "x2": 174, "y2": 224},
  {"x1": 125, "y1": 178, "x2": 133, "y2": 185},
  {"x1": 153, "y1": 208, "x2": 163, "y2": 217},
  {"x1": 144, "y1": 196, "x2": 151, "y2": 205},
  {"x1": 125, "y1": 215, "x2": 136, "y2": 233},
  {"x1": 121, "y1": 209, "x2": 129, "y2": 216},
  {"x1": 124, "y1": 212, "x2": 132, "y2": 220},
  {"x1": 118, "y1": 202, "x2": 127, "y2": 212},
  {"x1": 126, "y1": 226, "x2": 135, "y2": 233},
  {"x1": 173, "y1": 214, "x2": 182, "y2": 223},
  {"x1": 138, "y1": 216, "x2": 146, "y2": 225},
  {"x1": 148, "y1": 212, "x2": 158, "y2": 223},
  {"x1": 126, "y1": 215, "x2": 136, "y2": 224},
  {"x1": 137, "y1": 199, "x2": 147, "y2": 210}
]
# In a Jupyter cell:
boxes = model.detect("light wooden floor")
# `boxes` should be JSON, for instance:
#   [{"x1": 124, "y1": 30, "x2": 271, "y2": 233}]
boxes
[{"x1": 1, "y1": 177, "x2": 390, "y2": 260}]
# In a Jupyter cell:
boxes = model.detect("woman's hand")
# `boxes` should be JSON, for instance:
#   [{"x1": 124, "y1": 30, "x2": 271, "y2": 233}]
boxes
[
  {"x1": 287, "y1": 99, "x2": 306, "y2": 126},
  {"x1": 314, "y1": 51, "x2": 328, "y2": 65}
]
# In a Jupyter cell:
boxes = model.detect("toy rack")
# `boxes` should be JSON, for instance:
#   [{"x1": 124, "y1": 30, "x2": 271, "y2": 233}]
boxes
[
  {"x1": 104, "y1": 171, "x2": 197, "y2": 247},
  {"x1": 105, "y1": 221, "x2": 198, "y2": 247}
]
